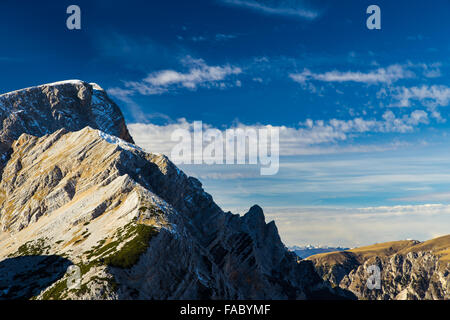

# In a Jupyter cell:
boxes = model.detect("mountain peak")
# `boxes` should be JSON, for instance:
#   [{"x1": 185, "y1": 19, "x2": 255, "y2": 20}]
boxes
[
  {"x1": 244, "y1": 205, "x2": 265, "y2": 223},
  {"x1": 0, "y1": 80, "x2": 85, "y2": 97},
  {"x1": 0, "y1": 80, "x2": 133, "y2": 158}
]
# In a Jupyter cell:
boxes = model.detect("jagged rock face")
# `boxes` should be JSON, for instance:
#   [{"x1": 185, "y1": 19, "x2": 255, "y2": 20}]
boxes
[
  {"x1": 0, "y1": 128, "x2": 346, "y2": 300},
  {"x1": 110, "y1": 205, "x2": 334, "y2": 300},
  {"x1": 0, "y1": 128, "x2": 144, "y2": 233},
  {"x1": 309, "y1": 237, "x2": 450, "y2": 300},
  {"x1": 0, "y1": 82, "x2": 348, "y2": 300},
  {"x1": 0, "y1": 80, "x2": 133, "y2": 158},
  {"x1": 340, "y1": 252, "x2": 449, "y2": 300}
]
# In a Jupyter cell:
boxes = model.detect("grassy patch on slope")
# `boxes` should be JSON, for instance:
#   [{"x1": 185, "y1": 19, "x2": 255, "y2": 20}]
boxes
[
  {"x1": 38, "y1": 221, "x2": 159, "y2": 300},
  {"x1": 103, "y1": 224, "x2": 158, "y2": 269}
]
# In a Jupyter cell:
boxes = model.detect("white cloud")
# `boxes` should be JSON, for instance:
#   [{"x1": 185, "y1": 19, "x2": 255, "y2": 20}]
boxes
[
  {"x1": 289, "y1": 62, "x2": 442, "y2": 88},
  {"x1": 420, "y1": 62, "x2": 442, "y2": 78},
  {"x1": 392, "y1": 85, "x2": 450, "y2": 108},
  {"x1": 111, "y1": 56, "x2": 242, "y2": 98},
  {"x1": 107, "y1": 87, "x2": 134, "y2": 101},
  {"x1": 220, "y1": 0, "x2": 319, "y2": 19},
  {"x1": 290, "y1": 64, "x2": 413, "y2": 85},
  {"x1": 128, "y1": 110, "x2": 428, "y2": 158},
  {"x1": 128, "y1": 119, "x2": 192, "y2": 155},
  {"x1": 107, "y1": 57, "x2": 241, "y2": 122}
]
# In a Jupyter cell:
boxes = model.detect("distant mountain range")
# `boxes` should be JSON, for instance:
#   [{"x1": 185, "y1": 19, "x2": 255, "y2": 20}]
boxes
[{"x1": 289, "y1": 246, "x2": 349, "y2": 259}]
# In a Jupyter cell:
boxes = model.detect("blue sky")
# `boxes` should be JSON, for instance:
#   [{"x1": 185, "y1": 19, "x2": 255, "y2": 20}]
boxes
[{"x1": 1, "y1": 0, "x2": 450, "y2": 246}]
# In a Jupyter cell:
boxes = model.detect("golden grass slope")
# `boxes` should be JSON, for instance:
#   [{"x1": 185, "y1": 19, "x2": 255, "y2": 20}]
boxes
[
  {"x1": 399, "y1": 235, "x2": 450, "y2": 262},
  {"x1": 307, "y1": 235, "x2": 450, "y2": 266}
]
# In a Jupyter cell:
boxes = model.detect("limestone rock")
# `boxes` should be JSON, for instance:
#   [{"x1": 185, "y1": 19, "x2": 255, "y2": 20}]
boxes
[
  {"x1": 309, "y1": 236, "x2": 450, "y2": 300},
  {"x1": 0, "y1": 80, "x2": 133, "y2": 160},
  {"x1": 0, "y1": 82, "x2": 347, "y2": 299}
]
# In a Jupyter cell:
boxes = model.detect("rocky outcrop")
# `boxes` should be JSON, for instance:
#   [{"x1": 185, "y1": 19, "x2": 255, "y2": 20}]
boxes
[
  {"x1": 0, "y1": 80, "x2": 133, "y2": 167},
  {"x1": 340, "y1": 251, "x2": 449, "y2": 300},
  {"x1": 0, "y1": 82, "x2": 349, "y2": 300},
  {"x1": 308, "y1": 237, "x2": 450, "y2": 300}
]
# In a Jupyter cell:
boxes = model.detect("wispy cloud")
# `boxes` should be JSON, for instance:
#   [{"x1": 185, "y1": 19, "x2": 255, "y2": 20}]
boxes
[
  {"x1": 178, "y1": 33, "x2": 238, "y2": 42},
  {"x1": 219, "y1": 0, "x2": 319, "y2": 19},
  {"x1": 110, "y1": 56, "x2": 242, "y2": 97},
  {"x1": 290, "y1": 64, "x2": 414, "y2": 85},
  {"x1": 289, "y1": 62, "x2": 442, "y2": 87},
  {"x1": 106, "y1": 87, "x2": 171, "y2": 123},
  {"x1": 215, "y1": 33, "x2": 238, "y2": 41},
  {"x1": 106, "y1": 55, "x2": 242, "y2": 122}
]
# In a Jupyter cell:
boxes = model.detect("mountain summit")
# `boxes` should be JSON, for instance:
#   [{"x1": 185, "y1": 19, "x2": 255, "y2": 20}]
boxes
[
  {"x1": 0, "y1": 81, "x2": 347, "y2": 300},
  {"x1": 0, "y1": 80, "x2": 133, "y2": 160}
]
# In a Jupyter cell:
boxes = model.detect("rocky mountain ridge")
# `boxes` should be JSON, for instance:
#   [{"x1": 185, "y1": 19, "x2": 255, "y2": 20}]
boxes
[
  {"x1": 1, "y1": 80, "x2": 447, "y2": 300},
  {"x1": 308, "y1": 236, "x2": 450, "y2": 300},
  {"x1": 0, "y1": 81, "x2": 348, "y2": 300}
]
